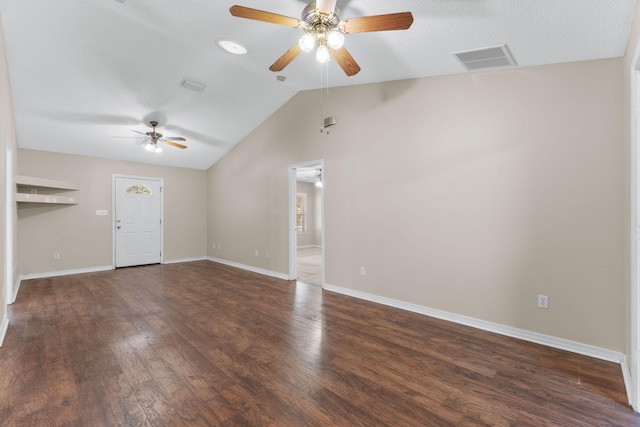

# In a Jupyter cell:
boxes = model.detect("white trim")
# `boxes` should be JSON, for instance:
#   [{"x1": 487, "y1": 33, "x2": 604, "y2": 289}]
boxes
[
  {"x1": 5, "y1": 137, "x2": 13, "y2": 305},
  {"x1": 623, "y1": 357, "x2": 633, "y2": 406},
  {"x1": 12, "y1": 277, "x2": 20, "y2": 303},
  {"x1": 297, "y1": 245, "x2": 322, "y2": 249},
  {"x1": 630, "y1": 39, "x2": 640, "y2": 410},
  {"x1": 19, "y1": 265, "x2": 113, "y2": 281},
  {"x1": 288, "y1": 166, "x2": 297, "y2": 280},
  {"x1": 206, "y1": 256, "x2": 290, "y2": 281},
  {"x1": 324, "y1": 283, "x2": 627, "y2": 365},
  {"x1": 0, "y1": 312, "x2": 9, "y2": 347},
  {"x1": 163, "y1": 256, "x2": 207, "y2": 264}
]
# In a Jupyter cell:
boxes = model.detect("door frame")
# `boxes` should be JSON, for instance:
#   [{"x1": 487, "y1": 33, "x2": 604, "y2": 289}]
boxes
[
  {"x1": 112, "y1": 174, "x2": 164, "y2": 268},
  {"x1": 288, "y1": 160, "x2": 325, "y2": 285},
  {"x1": 630, "y1": 42, "x2": 640, "y2": 411},
  {"x1": 4, "y1": 137, "x2": 13, "y2": 304}
]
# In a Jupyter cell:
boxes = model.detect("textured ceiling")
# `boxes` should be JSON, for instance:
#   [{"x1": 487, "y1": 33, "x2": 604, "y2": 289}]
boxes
[{"x1": 0, "y1": 0, "x2": 636, "y2": 170}]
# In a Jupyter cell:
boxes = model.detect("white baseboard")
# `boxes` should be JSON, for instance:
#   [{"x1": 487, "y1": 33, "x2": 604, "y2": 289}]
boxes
[
  {"x1": 206, "y1": 257, "x2": 290, "y2": 281},
  {"x1": 19, "y1": 265, "x2": 113, "y2": 281},
  {"x1": 163, "y1": 256, "x2": 207, "y2": 265},
  {"x1": 11, "y1": 277, "x2": 20, "y2": 303},
  {"x1": 0, "y1": 313, "x2": 8, "y2": 347},
  {"x1": 621, "y1": 357, "x2": 633, "y2": 407},
  {"x1": 323, "y1": 283, "x2": 627, "y2": 365}
]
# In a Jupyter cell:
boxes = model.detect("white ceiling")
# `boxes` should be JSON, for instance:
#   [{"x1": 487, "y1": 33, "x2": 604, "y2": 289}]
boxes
[{"x1": 0, "y1": 0, "x2": 636, "y2": 170}]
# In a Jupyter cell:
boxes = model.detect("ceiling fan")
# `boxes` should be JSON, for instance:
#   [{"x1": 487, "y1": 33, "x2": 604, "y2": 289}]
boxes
[
  {"x1": 229, "y1": 0, "x2": 414, "y2": 76},
  {"x1": 127, "y1": 121, "x2": 188, "y2": 153}
]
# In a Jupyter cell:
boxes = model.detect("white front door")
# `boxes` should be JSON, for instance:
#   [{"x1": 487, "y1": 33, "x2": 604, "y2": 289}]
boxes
[{"x1": 114, "y1": 176, "x2": 162, "y2": 267}]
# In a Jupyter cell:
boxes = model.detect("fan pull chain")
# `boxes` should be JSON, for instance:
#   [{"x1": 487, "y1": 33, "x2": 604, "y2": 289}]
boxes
[{"x1": 320, "y1": 62, "x2": 332, "y2": 134}]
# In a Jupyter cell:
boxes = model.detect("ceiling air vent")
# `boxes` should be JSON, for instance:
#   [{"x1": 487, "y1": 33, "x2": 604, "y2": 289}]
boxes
[
  {"x1": 180, "y1": 78, "x2": 207, "y2": 93},
  {"x1": 453, "y1": 44, "x2": 516, "y2": 71}
]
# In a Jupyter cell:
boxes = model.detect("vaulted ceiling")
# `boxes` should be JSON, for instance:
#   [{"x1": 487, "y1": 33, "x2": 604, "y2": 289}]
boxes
[{"x1": 0, "y1": 0, "x2": 636, "y2": 170}]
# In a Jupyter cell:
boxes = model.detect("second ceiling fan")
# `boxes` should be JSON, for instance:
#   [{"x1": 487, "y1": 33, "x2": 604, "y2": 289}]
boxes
[{"x1": 230, "y1": 0, "x2": 413, "y2": 76}]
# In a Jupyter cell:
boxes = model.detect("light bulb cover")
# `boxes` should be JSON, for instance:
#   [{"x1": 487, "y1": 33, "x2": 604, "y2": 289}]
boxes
[
  {"x1": 299, "y1": 33, "x2": 316, "y2": 53},
  {"x1": 327, "y1": 29, "x2": 344, "y2": 50},
  {"x1": 316, "y1": 44, "x2": 330, "y2": 63},
  {"x1": 154, "y1": 145, "x2": 162, "y2": 153},
  {"x1": 144, "y1": 142, "x2": 154, "y2": 152},
  {"x1": 217, "y1": 39, "x2": 249, "y2": 55}
]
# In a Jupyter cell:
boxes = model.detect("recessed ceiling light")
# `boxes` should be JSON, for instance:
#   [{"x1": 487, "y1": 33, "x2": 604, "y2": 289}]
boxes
[{"x1": 217, "y1": 39, "x2": 249, "y2": 55}]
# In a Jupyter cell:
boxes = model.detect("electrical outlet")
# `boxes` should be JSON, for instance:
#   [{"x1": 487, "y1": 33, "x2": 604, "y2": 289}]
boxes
[
  {"x1": 255, "y1": 250, "x2": 259, "y2": 257},
  {"x1": 538, "y1": 294, "x2": 549, "y2": 309},
  {"x1": 53, "y1": 252, "x2": 60, "y2": 260},
  {"x1": 360, "y1": 267, "x2": 366, "y2": 276}
]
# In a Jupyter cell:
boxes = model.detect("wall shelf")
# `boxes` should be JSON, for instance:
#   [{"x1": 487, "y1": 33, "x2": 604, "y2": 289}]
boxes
[
  {"x1": 15, "y1": 175, "x2": 79, "y2": 191},
  {"x1": 15, "y1": 175, "x2": 79, "y2": 205}
]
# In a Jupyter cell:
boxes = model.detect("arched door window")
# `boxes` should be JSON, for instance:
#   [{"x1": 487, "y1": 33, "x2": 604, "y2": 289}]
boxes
[{"x1": 126, "y1": 183, "x2": 152, "y2": 195}]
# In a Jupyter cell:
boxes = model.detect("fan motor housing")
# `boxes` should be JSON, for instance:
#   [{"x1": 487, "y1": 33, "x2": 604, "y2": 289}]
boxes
[{"x1": 302, "y1": 2, "x2": 340, "y2": 33}]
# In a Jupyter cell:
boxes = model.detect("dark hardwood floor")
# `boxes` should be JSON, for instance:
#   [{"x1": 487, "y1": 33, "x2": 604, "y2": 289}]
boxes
[{"x1": 1, "y1": 260, "x2": 639, "y2": 426}]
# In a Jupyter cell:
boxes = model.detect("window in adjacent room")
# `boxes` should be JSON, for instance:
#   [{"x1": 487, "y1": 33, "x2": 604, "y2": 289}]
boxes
[{"x1": 296, "y1": 193, "x2": 306, "y2": 233}]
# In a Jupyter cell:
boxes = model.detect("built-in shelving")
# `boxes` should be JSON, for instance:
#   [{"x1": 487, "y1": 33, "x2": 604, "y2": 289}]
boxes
[{"x1": 15, "y1": 175, "x2": 79, "y2": 205}]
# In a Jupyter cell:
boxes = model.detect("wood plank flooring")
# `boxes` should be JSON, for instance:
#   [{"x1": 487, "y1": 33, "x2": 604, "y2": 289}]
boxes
[{"x1": 1, "y1": 260, "x2": 639, "y2": 426}]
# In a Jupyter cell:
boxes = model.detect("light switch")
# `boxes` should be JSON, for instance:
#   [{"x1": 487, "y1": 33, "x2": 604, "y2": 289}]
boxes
[{"x1": 96, "y1": 210, "x2": 108, "y2": 216}]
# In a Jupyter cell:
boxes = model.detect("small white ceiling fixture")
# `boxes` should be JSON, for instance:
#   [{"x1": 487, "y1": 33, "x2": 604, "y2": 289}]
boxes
[
  {"x1": 180, "y1": 78, "x2": 207, "y2": 93},
  {"x1": 453, "y1": 44, "x2": 517, "y2": 72},
  {"x1": 217, "y1": 39, "x2": 249, "y2": 55}
]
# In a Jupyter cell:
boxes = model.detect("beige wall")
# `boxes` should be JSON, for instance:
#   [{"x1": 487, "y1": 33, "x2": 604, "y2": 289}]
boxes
[
  {"x1": 17, "y1": 149, "x2": 207, "y2": 275},
  {"x1": 207, "y1": 58, "x2": 625, "y2": 352},
  {"x1": 0, "y1": 15, "x2": 17, "y2": 335}
]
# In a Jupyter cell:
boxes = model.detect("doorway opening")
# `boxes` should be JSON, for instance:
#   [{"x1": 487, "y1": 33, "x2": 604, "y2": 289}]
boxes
[{"x1": 289, "y1": 160, "x2": 324, "y2": 286}]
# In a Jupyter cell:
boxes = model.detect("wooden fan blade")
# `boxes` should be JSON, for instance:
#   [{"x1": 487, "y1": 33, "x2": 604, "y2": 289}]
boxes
[
  {"x1": 230, "y1": 5, "x2": 302, "y2": 28},
  {"x1": 164, "y1": 136, "x2": 186, "y2": 142},
  {"x1": 329, "y1": 47, "x2": 361, "y2": 76},
  {"x1": 162, "y1": 140, "x2": 187, "y2": 149},
  {"x1": 269, "y1": 44, "x2": 302, "y2": 72},
  {"x1": 342, "y1": 12, "x2": 414, "y2": 34},
  {"x1": 316, "y1": 0, "x2": 337, "y2": 15}
]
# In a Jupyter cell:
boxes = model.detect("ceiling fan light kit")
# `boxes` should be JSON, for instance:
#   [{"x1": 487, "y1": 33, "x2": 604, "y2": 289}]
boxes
[
  {"x1": 316, "y1": 44, "x2": 330, "y2": 63},
  {"x1": 144, "y1": 142, "x2": 162, "y2": 153},
  {"x1": 229, "y1": 1, "x2": 413, "y2": 76}
]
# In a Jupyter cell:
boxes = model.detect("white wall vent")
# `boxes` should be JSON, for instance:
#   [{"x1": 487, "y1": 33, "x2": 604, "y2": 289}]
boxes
[{"x1": 453, "y1": 44, "x2": 517, "y2": 71}]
